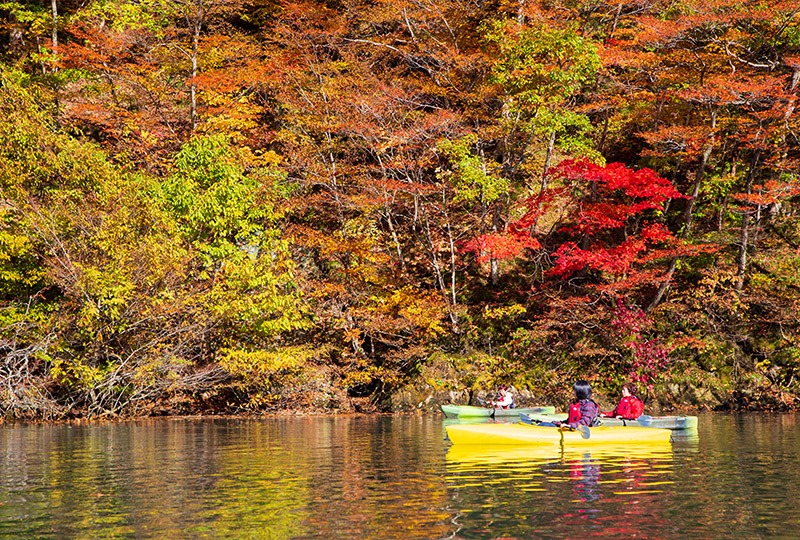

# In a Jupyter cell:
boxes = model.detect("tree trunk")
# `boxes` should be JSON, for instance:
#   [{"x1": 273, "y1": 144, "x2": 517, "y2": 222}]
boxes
[
  {"x1": 736, "y1": 151, "x2": 761, "y2": 291},
  {"x1": 385, "y1": 206, "x2": 405, "y2": 272},
  {"x1": 647, "y1": 108, "x2": 717, "y2": 311},
  {"x1": 540, "y1": 130, "x2": 556, "y2": 191},
  {"x1": 441, "y1": 190, "x2": 459, "y2": 331},
  {"x1": 490, "y1": 204, "x2": 501, "y2": 286},
  {"x1": 51, "y1": 0, "x2": 58, "y2": 48},
  {"x1": 598, "y1": 109, "x2": 610, "y2": 154},
  {"x1": 190, "y1": 0, "x2": 204, "y2": 131},
  {"x1": 609, "y1": 4, "x2": 623, "y2": 40},
  {"x1": 420, "y1": 197, "x2": 459, "y2": 332},
  {"x1": 479, "y1": 146, "x2": 500, "y2": 286}
]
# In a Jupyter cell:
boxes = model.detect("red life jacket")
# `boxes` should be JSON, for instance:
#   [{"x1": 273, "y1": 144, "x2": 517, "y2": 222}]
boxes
[
  {"x1": 568, "y1": 401, "x2": 581, "y2": 424},
  {"x1": 567, "y1": 399, "x2": 599, "y2": 425},
  {"x1": 614, "y1": 396, "x2": 644, "y2": 419}
]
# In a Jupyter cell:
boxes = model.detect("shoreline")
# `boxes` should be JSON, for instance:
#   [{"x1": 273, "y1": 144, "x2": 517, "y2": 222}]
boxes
[{"x1": 3, "y1": 404, "x2": 796, "y2": 426}]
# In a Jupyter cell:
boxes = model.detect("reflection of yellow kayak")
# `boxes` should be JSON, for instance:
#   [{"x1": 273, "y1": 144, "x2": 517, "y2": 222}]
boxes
[{"x1": 445, "y1": 422, "x2": 672, "y2": 446}]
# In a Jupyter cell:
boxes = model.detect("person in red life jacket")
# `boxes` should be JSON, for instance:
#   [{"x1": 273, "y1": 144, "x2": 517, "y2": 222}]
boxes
[
  {"x1": 601, "y1": 382, "x2": 644, "y2": 420},
  {"x1": 487, "y1": 384, "x2": 516, "y2": 409},
  {"x1": 557, "y1": 380, "x2": 600, "y2": 428},
  {"x1": 538, "y1": 380, "x2": 600, "y2": 429}
]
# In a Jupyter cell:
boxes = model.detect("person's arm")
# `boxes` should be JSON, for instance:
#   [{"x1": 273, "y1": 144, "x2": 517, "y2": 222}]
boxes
[
  {"x1": 495, "y1": 392, "x2": 513, "y2": 407},
  {"x1": 600, "y1": 398, "x2": 624, "y2": 418},
  {"x1": 610, "y1": 400, "x2": 623, "y2": 418}
]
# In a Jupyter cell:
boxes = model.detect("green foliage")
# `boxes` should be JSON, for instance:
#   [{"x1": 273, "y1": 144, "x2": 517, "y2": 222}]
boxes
[
  {"x1": 78, "y1": 0, "x2": 175, "y2": 33},
  {"x1": 156, "y1": 134, "x2": 308, "y2": 340},
  {"x1": 483, "y1": 19, "x2": 599, "y2": 104},
  {"x1": 160, "y1": 135, "x2": 274, "y2": 259},
  {"x1": 437, "y1": 135, "x2": 509, "y2": 202},
  {"x1": 0, "y1": 70, "x2": 309, "y2": 416},
  {"x1": 0, "y1": 209, "x2": 47, "y2": 298},
  {"x1": 481, "y1": 18, "x2": 601, "y2": 165},
  {"x1": 0, "y1": 1, "x2": 53, "y2": 36},
  {"x1": 218, "y1": 345, "x2": 319, "y2": 401}
]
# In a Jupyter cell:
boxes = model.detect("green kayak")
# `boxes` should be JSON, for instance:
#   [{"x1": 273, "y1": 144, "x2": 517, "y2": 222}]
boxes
[
  {"x1": 520, "y1": 412, "x2": 698, "y2": 430},
  {"x1": 441, "y1": 404, "x2": 556, "y2": 418}
]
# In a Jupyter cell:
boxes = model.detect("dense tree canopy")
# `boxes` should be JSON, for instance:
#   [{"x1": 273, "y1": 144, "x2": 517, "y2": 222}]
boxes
[{"x1": 1, "y1": 0, "x2": 799, "y2": 418}]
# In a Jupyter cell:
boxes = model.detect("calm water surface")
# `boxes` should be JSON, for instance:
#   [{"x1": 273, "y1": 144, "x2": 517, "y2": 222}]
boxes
[{"x1": 0, "y1": 413, "x2": 797, "y2": 539}]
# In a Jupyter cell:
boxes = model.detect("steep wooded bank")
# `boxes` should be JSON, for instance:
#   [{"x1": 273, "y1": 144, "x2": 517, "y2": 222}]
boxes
[{"x1": 1, "y1": 0, "x2": 799, "y2": 419}]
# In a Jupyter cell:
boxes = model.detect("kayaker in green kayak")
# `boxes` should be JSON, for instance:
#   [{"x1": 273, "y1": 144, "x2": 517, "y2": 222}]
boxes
[
  {"x1": 601, "y1": 382, "x2": 645, "y2": 420},
  {"x1": 486, "y1": 384, "x2": 516, "y2": 409},
  {"x1": 538, "y1": 380, "x2": 600, "y2": 429}
]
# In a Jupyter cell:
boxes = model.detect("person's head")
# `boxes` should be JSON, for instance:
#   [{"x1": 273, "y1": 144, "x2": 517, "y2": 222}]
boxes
[
  {"x1": 621, "y1": 382, "x2": 637, "y2": 397},
  {"x1": 498, "y1": 384, "x2": 508, "y2": 393},
  {"x1": 573, "y1": 380, "x2": 592, "y2": 400}
]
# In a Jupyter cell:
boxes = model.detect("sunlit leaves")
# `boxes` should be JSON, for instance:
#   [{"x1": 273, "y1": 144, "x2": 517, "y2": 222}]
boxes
[
  {"x1": 156, "y1": 134, "x2": 307, "y2": 339},
  {"x1": 462, "y1": 232, "x2": 540, "y2": 263},
  {"x1": 368, "y1": 286, "x2": 447, "y2": 338},
  {"x1": 219, "y1": 345, "x2": 315, "y2": 384},
  {"x1": 483, "y1": 17, "x2": 600, "y2": 161},
  {"x1": 437, "y1": 135, "x2": 509, "y2": 202}
]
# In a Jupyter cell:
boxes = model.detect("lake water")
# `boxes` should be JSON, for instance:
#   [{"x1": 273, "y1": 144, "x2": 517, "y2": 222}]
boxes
[{"x1": 0, "y1": 413, "x2": 797, "y2": 539}]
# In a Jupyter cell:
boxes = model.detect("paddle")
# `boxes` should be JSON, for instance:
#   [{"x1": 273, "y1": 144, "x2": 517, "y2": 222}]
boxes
[
  {"x1": 635, "y1": 414, "x2": 653, "y2": 427},
  {"x1": 521, "y1": 417, "x2": 590, "y2": 439},
  {"x1": 476, "y1": 397, "x2": 496, "y2": 419},
  {"x1": 560, "y1": 424, "x2": 591, "y2": 439}
]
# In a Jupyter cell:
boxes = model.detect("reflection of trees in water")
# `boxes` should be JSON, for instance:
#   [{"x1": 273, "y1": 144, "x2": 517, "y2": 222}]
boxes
[{"x1": 0, "y1": 416, "x2": 457, "y2": 540}]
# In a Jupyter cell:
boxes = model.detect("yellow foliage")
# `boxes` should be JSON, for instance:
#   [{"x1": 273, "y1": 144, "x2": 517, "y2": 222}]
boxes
[
  {"x1": 242, "y1": 392, "x2": 280, "y2": 409},
  {"x1": 50, "y1": 357, "x2": 106, "y2": 388},
  {"x1": 198, "y1": 94, "x2": 260, "y2": 142},
  {"x1": 369, "y1": 286, "x2": 447, "y2": 337},
  {"x1": 341, "y1": 363, "x2": 401, "y2": 389},
  {"x1": 483, "y1": 304, "x2": 527, "y2": 320},
  {"x1": 219, "y1": 345, "x2": 317, "y2": 384},
  {"x1": 684, "y1": 269, "x2": 745, "y2": 315}
]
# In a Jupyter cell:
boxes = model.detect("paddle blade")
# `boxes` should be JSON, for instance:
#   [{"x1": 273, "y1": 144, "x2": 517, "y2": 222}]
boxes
[
  {"x1": 636, "y1": 414, "x2": 653, "y2": 427},
  {"x1": 520, "y1": 413, "x2": 532, "y2": 425},
  {"x1": 558, "y1": 425, "x2": 591, "y2": 439}
]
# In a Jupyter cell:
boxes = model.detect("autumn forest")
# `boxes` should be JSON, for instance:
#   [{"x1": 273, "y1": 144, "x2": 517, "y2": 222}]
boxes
[{"x1": 1, "y1": 0, "x2": 800, "y2": 419}]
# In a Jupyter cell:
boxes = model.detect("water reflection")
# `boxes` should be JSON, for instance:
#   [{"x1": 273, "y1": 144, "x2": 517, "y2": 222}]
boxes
[
  {"x1": 0, "y1": 414, "x2": 799, "y2": 540},
  {"x1": 0, "y1": 416, "x2": 452, "y2": 540},
  {"x1": 444, "y1": 441, "x2": 684, "y2": 539}
]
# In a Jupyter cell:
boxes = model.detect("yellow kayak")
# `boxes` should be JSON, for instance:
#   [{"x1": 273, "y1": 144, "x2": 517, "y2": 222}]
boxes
[
  {"x1": 445, "y1": 422, "x2": 672, "y2": 446},
  {"x1": 446, "y1": 441, "x2": 674, "y2": 469}
]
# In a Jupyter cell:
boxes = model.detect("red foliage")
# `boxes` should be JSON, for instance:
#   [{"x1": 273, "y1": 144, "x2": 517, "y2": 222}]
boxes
[
  {"x1": 553, "y1": 159, "x2": 687, "y2": 206},
  {"x1": 546, "y1": 161, "x2": 690, "y2": 283},
  {"x1": 611, "y1": 299, "x2": 671, "y2": 384},
  {"x1": 463, "y1": 232, "x2": 541, "y2": 263},
  {"x1": 471, "y1": 159, "x2": 716, "y2": 296},
  {"x1": 462, "y1": 160, "x2": 702, "y2": 293}
]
